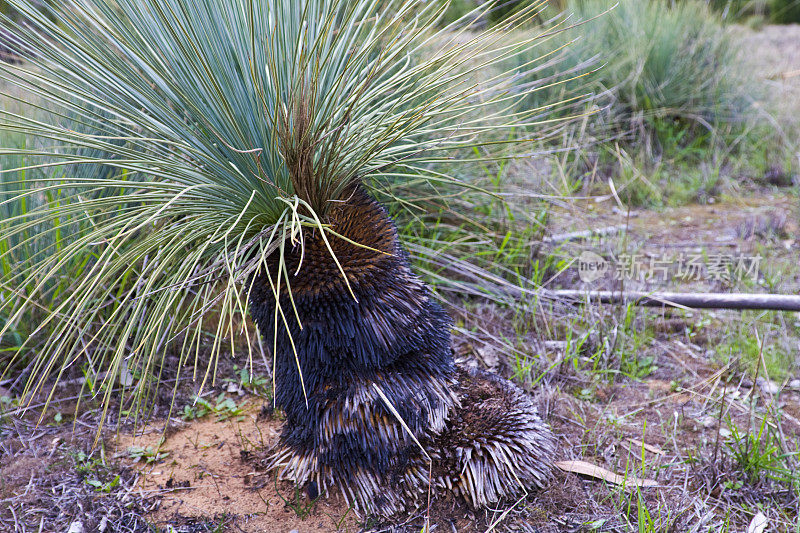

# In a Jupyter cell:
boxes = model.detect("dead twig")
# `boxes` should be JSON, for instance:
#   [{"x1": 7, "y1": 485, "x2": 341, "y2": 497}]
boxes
[{"x1": 550, "y1": 291, "x2": 800, "y2": 312}]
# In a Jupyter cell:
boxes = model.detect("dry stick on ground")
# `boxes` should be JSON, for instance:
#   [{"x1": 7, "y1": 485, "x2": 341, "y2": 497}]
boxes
[
  {"x1": 450, "y1": 281, "x2": 800, "y2": 312},
  {"x1": 544, "y1": 225, "x2": 626, "y2": 244},
  {"x1": 771, "y1": 69, "x2": 800, "y2": 80},
  {"x1": 539, "y1": 290, "x2": 800, "y2": 312}
]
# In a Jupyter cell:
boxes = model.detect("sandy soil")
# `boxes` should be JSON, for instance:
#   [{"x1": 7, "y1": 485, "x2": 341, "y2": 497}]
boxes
[{"x1": 114, "y1": 403, "x2": 361, "y2": 532}]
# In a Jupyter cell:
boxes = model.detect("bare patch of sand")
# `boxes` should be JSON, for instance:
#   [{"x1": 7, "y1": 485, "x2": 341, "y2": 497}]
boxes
[{"x1": 113, "y1": 402, "x2": 359, "y2": 532}]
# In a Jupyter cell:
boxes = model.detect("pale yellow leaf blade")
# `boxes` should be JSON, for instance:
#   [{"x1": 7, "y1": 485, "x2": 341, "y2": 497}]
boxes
[{"x1": 555, "y1": 460, "x2": 658, "y2": 488}]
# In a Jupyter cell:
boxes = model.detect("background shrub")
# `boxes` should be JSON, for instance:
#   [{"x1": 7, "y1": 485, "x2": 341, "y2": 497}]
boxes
[
  {"x1": 769, "y1": 0, "x2": 800, "y2": 22},
  {"x1": 486, "y1": 0, "x2": 536, "y2": 25},
  {"x1": 706, "y1": 0, "x2": 768, "y2": 21},
  {"x1": 516, "y1": 0, "x2": 755, "y2": 152},
  {"x1": 440, "y1": 0, "x2": 568, "y2": 26}
]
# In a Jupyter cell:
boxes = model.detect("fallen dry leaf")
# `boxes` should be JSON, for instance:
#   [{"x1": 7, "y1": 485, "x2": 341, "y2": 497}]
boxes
[
  {"x1": 747, "y1": 511, "x2": 768, "y2": 533},
  {"x1": 555, "y1": 460, "x2": 658, "y2": 488},
  {"x1": 627, "y1": 438, "x2": 666, "y2": 455}
]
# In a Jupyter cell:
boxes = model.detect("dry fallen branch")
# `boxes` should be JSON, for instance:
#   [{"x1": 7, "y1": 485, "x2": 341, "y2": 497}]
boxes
[
  {"x1": 548, "y1": 291, "x2": 800, "y2": 312},
  {"x1": 447, "y1": 280, "x2": 800, "y2": 312},
  {"x1": 544, "y1": 225, "x2": 626, "y2": 244},
  {"x1": 770, "y1": 68, "x2": 800, "y2": 80}
]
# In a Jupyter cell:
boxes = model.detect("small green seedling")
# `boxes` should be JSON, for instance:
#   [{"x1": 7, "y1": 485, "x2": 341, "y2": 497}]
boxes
[{"x1": 127, "y1": 444, "x2": 169, "y2": 464}]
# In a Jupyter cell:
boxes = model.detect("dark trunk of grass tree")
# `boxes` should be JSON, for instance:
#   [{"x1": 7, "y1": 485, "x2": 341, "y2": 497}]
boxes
[{"x1": 249, "y1": 187, "x2": 555, "y2": 516}]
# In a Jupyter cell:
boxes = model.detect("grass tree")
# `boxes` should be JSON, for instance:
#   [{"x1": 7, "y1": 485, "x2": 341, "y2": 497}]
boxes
[{"x1": 0, "y1": 0, "x2": 567, "y2": 516}]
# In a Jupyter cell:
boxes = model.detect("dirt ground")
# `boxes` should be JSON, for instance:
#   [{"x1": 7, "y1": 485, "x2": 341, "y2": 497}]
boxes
[{"x1": 112, "y1": 407, "x2": 362, "y2": 533}]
